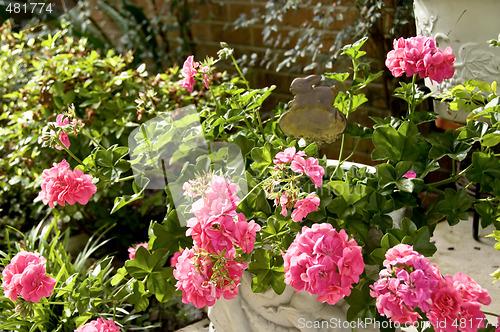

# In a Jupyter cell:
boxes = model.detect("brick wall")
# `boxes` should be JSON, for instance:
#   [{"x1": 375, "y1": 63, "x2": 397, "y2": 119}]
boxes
[{"x1": 89, "y1": 0, "x2": 412, "y2": 166}]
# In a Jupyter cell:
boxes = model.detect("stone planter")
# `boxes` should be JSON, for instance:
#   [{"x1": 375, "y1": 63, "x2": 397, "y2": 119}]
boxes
[
  {"x1": 208, "y1": 271, "x2": 355, "y2": 332},
  {"x1": 414, "y1": 0, "x2": 500, "y2": 123}
]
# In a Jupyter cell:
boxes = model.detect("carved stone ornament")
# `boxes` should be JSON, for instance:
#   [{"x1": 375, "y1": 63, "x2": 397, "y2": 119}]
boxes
[
  {"x1": 413, "y1": 0, "x2": 500, "y2": 123},
  {"x1": 208, "y1": 271, "x2": 378, "y2": 332},
  {"x1": 279, "y1": 75, "x2": 346, "y2": 144}
]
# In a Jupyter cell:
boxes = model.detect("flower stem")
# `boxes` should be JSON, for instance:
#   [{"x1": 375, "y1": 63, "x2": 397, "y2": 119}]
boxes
[
  {"x1": 81, "y1": 127, "x2": 106, "y2": 150},
  {"x1": 409, "y1": 74, "x2": 417, "y2": 116},
  {"x1": 55, "y1": 136, "x2": 83, "y2": 164},
  {"x1": 230, "y1": 54, "x2": 250, "y2": 90},
  {"x1": 116, "y1": 175, "x2": 136, "y2": 183}
]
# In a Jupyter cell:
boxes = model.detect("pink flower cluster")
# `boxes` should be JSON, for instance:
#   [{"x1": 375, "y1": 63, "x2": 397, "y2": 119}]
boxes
[
  {"x1": 2, "y1": 251, "x2": 56, "y2": 303},
  {"x1": 172, "y1": 247, "x2": 246, "y2": 308},
  {"x1": 370, "y1": 244, "x2": 441, "y2": 324},
  {"x1": 74, "y1": 318, "x2": 121, "y2": 332},
  {"x1": 283, "y1": 223, "x2": 365, "y2": 305},
  {"x1": 52, "y1": 114, "x2": 71, "y2": 150},
  {"x1": 274, "y1": 147, "x2": 325, "y2": 187},
  {"x1": 179, "y1": 55, "x2": 211, "y2": 92},
  {"x1": 270, "y1": 147, "x2": 324, "y2": 222},
  {"x1": 386, "y1": 36, "x2": 455, "y2": 83},
  {"x1": 186, "y1": 175, "x2": 260, "y2": 255},
  {"x1": 371, "y1": 244, "x2": 491, "y2": 332},
  {"x1": 128, "y1": 242, "x2": 149, "y2": 260},
  {"x1": 428, "y1": 273, "x2": 491, "y2": 332},
  {"x1": 39, "y1": 159, "x2": 97, "y2": 208},
  {"x1": 173, "y1": 175, "x2": 259, "y2": 308}
]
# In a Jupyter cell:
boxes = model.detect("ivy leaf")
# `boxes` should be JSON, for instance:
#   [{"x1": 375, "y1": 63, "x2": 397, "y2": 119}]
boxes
[
  {"x1": 467, "y1": 152, "x2": 500, "y2": 192},
  {"x1": 110, "y1": 267, "x2": 128, "y2": 287},
  {"x1": 345, "y1": 122, "x2": 373, "y2": 139},
  {"x1": 127, "y1": 280, "x2": 149, "y2": 312},
  {"x1": 250, "y1": 144, "x2": 273, "y2": 176},
  {"x1": 248, "y1": 249, "x2": 286, "y2": 294},
  {"x1": 147, "y1": 267, "x2": 176, "y2": 302},
  {"x1": 426, "y1": 129, "x2": 473, "y2": 161},
  {"x1": 371, "y1": 121, "x2": 424, "y2": 163},
  {"x1": 434, "y1": 188, "x2": 473, "y2": 226},
  {"x1": 475, "y1": 202, "x2": 498, "y2": 228},
  {"x1": 125, "y1": 247, "x2": 170, "y2": 279},
  {"x1": 151, "y1": 211, "x2": 192, "y2": 253}
]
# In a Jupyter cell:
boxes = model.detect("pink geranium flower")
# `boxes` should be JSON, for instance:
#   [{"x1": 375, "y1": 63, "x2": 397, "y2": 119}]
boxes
[
  {"x1": 273, "y1": 147, "x2": 305, "y2": 164},
  {"x1": 403, "y1": 171, "x2": 417, "y2": 179},
  {"x1": 74, "y1": 318, "x2": 121, "y2": 332},
  {"x1": 283, "y1": 224, "x2": 364, "y2": 305},
  {"x1": 39, "y1": 159, "x2": 97, "y2": 208},
  {"x1": 128, "y1": 242, "x2": 149, "y2": 260},
  {"x1": 371, "y1": 244, "x2": 441, "y2": 324},
  {"x1": 179, "y1": 55, "x2": 199, "y2": 92},
  {"x1": 2, "y1": 251, "x2": 55, "y2": 303},
  {"x1": 185, "y1": 175, "x2": 258, "y2": 256},
  {"x1": 53, "y1": 114, "x2": 71, "y2": 150},
  {"x1": 290, "y1": 156, "x2": 325, "y2": 187},
  {"x1": 172, "y1": 247, "x2": 246, "y2": 308},
  {"x1": 291, "y1": 192, "x2": 320, "y2": 222},
  {"x1": 19, "y1": 263, "x2": 56, "y2": 303},
  {"x1": 386, "y1": 36, "x2": 455, "y2": 84}
]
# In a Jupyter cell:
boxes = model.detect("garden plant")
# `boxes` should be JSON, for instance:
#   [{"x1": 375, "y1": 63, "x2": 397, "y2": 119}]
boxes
[{"x1": 1, "y1": 18, "x2": 500, "y2": 332}]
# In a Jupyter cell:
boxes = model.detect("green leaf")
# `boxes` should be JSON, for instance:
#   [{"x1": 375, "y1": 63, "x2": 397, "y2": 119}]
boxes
[
  {"x1": 380, "y1": 233, "x2": 400, "y2": 251},
  {"x1": 371, "y1": 121, "x2": 424, "y2": 163},
  {"x1": 324, "y1": 72, "x2": 350, "y2": 82},
  {"x1": 345, "y1": 122, "x2": 373, "y2": 139},
  {"x1": 250, "y1": 144, "x2": 273, "y2": 176},
  {"x1": 341, "y1": 37, "x2": 368, "y2": 60},
  {"x1": 147, "y1": 267, "x2": 176, "y2": 302},
  {"x1": 481, "y1": 131, "x2": 500, "y2": 147},
  {"x1": 248, "y1": 249, "x2": 286, "y2": 294},
  {"x1": 111, "y1": 267, "x2": 128, "y2": 287},
  {"x1": 345, "y1": 281, "x2": 375, "y2": 321},
  {"x1": 426, "y1": 129, "x2": 472, "y2": 161},
  {"x1": 434, "y1": 188, "x2": 473, "y2": 226},
  {"x1": 111, "y1": 178, "x2": 148, "y2": 214},
  {"x1": 125, "y1": 247, "x2": 169, "y2": 279},
  {"x1": 151, "y1": 212, "x2": 192, "y2": 253},
  {"x1": 127, "y1": 280, "x2": 149, "y2": 312},
  {"x1": 467, "y1": 152, "x2": 500, "y2": 192},
  {"x1": 475, "y1": 202, "x2": 498, "y2": 228}
]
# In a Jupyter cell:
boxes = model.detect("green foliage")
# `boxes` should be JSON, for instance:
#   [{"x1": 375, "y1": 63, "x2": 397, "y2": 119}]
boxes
[{"x1": 0, "y1": 219, "x2": 158, "y2": 331}]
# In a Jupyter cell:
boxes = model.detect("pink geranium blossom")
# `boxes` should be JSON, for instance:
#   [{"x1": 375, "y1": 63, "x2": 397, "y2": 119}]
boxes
[
  {"x1": 172, "y1": 247, "x2": 246, "y2": 308},
  {"x1": 371, "y1": 244, "x2": 441, "y2": 324},
  {"x1": 273, "y1": 147, "x2": 305, "y2": 165},
  {"x1": 2, "y1": 251, "x2": 55, "y2": 303},
  {"x1": 179, "y1": 55, "x2": 199, "y2": 92},
  {"x1": 185, "y1": 175, "x2": 259, "y2": 255},
  {"x1": 291, "y1": 192, "x2": 320, "y2": 222},
  {"x1": 403, "y1": 171, "x2": 417, "y2": 179},
  {"x1": 38, "y1": 160, "x2": 97, "y2": 208},
  {"x1": 386, "y1": 36, "x2": 455, "y2": 84},
  {"x1": 290, "y1": 156, "x2": 325, "y2": 187},
  {"x1": 128, "y1": 242, "x2": 149, "y2": 260},
  {"x1": 428, "y1": 273, "x2": 490, "y2": 332},
  {"x1": 283, "y1": 223, "x2": 364, "y2": 305},
  {"x1": 53, "y1": 114, "x2": 71, "y2": 150},
  {"x1": 74, "y1": 318, "x2": 121, "y2": 332}
]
